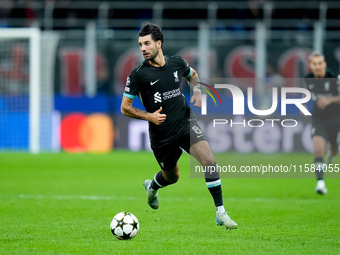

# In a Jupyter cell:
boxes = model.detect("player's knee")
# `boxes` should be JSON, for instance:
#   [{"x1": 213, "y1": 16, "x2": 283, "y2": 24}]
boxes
[
  {"x1": 172, "y1": 171, "x2": 180, "y2": 184},
  {"x1": 166, "y1": 172, "x2": 179, "y2": 184},
  {"x1": 202, "y1": 155, "x2": 215, "y2": 167},
  {"x1": 164, "y1": 166, "x2": 179, "y2": 184},
  {"x1": 330, "y1": 146, "x2": 339, "y2": 156},
  {"x1": 314, "y1": 147, "x2": 324, "y2": 157}
]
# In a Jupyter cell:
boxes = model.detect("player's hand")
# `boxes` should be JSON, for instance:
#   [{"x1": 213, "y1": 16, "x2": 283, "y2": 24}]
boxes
[
  {"x1": 317, "y1": 96, "x2": 332, "y2": 110},
  {"x1": 148, "y1": 107, "x2": 166, "y2": 125},
  {"x1": 190, "y1": 91, "x2": 202, "y2": 107}
]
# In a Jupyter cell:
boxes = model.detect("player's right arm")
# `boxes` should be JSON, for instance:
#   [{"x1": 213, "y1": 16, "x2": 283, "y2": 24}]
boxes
[
  {"x1": 300, "y1": 76, "x2": 310, "y2": 115},
  {"x1": 121, "y1": 96, "x2": 166, "y2": 125},
  {"x1": 122, "y1": 71, "x2": 166, "y2": 125}
]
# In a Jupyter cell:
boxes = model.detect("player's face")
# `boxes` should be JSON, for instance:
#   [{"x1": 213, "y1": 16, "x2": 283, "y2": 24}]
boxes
[
  {"x1": 138, "y1": 35, "x2": 160, "y2": 60},
  {"x1": 309, "y1": 56, "x2": 327, "y2": 78}
]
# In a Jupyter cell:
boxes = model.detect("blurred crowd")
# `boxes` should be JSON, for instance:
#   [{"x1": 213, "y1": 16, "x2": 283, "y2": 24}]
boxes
[{"x1": 0, "y1": 0, "x2": 339, "y2": 30}]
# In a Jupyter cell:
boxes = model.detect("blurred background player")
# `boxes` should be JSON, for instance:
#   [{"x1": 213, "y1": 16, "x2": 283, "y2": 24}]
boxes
[
  {"x1": 303, "y1": 51, "x2": 340, "y2": 195},
  {"x1": 121, "y1": 23, "x2": 237, "y2": 229}
]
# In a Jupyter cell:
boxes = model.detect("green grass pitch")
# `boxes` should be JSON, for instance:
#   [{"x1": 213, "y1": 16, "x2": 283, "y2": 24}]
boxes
[{"x1": 1, "y1": 151, "x2": 339, "y2": 255}]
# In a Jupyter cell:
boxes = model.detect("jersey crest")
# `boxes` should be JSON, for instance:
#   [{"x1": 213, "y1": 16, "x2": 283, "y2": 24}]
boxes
[{"x1": 173, "y1": 71, "x2": 179, "y2": 82}]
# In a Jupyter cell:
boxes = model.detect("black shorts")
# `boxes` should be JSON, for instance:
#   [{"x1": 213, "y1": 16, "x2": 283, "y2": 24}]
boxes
[
  {"x1": 151, "y1": 117, "x2": 207, "y2": 171},
  {"x1": 311, "y1": 115, "x2": 340, "y2": 148}
]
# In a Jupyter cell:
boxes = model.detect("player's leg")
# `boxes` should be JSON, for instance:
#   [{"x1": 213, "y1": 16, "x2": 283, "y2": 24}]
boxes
[
  {"x1": 181, "y1": 111, "x2": 236, "y2": 229},
  {"x1": 326, "y1": 144, "x2": 338, "y2": 165},
  {"x1": 144, "y1": 165, "x2": 179, "y2": 209},
  {"x1": 312, "y1": 135, "x2": 327, "y2": 194},
  {"x1": 188, "y1": 123, "x2": 224, "y2": 211},
  {"x1": 189, "y1": 140, "x2": 237, "y2": 229},
  {"x1": 311, "y1": 120, "x2": 329, "y2": 195},
  {"x1": 144, "y1": 144, "x2": 182, "y2": 209},
  {"x1": 326, "y1": 119, "x2": 340, "y2": 165},
  {"x1": 189, "y1": 140, "x2": 222, "y2": 208},
  {"x1": 162, "y1": 164, "x2": 180, "y2": 183},
  {"x1": 147, "y1": 164, "x2": 180, "y2": 194},
  {"x1": 189, "y1": 140, "x2": 223, "y2": 210},
  {"x1": 313, "y1": 135, "x2": 327, "y2": 167}
]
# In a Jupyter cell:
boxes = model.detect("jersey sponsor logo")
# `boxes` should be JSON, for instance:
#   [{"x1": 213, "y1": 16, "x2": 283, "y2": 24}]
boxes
[
  {"x1": 163, "y1": 88, "x2": 181, "y2": 100},
  {"x1": 154, "y1": 92, "x2": 162, "y2": 103},
  {"x1": 125, "y1": 86, "x2": 130, "y2": 92},
  {"x1": 150, "y1": 79, "x2": 159, "y2": 85},
  {"x1": 173, "y1": 71, "x2": 179, "y2": 82}
]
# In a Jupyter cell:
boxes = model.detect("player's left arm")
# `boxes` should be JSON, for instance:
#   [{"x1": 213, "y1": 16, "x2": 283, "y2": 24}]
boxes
[
  {"x1": 317, "y1": 95, "x2": 340, "y2": 110},
  {"x1": 317, "y1": 75, "x2": 340, "y2": 109},
  {"x1": 184, "y1": 67, "x2": 201, "y2": 107},
  {"x1": 300, "y1": 78, "x2": 310, "y2": 115}
]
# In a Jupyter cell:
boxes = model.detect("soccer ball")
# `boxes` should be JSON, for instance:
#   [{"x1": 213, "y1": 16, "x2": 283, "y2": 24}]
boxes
[{"x1": 110, "y1": 212, "x2": 139, "y2": 240}]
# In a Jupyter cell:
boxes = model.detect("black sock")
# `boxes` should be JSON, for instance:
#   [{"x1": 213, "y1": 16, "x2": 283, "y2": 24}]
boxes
[
  {"x1": 205, "y1": 163, "x2": 223, "y2": 207},
  {"x1": 150, "y1": 171, "x2": 171, "y2": 190},
  {"x1": 314, "y1": 157, "x2": 324, "y2": 180}
]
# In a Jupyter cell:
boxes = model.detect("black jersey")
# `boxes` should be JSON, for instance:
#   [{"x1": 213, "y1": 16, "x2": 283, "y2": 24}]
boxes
[
  {"x1": 123, "y1": 55, "x2": 192, "y2": 146},
  {"x1": 303, "y1": 69, "x2": 340, "y2": 119}
]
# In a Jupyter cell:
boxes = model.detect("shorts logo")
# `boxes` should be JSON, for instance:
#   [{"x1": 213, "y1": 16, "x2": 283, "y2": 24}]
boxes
[
  {"x1": 173, "y1": 71, "x2": 179, "y2": 82},
  {"x1": 154, "y1": 92, "x2": 162, "y2": 103}
]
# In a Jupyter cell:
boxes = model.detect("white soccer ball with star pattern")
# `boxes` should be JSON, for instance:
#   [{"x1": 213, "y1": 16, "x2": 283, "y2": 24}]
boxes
[{"x1": 110, "y1": 212, "x2": 139, "y2": 240}]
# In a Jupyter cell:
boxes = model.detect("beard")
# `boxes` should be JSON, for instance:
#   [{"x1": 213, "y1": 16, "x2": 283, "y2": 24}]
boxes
[{"x1": 144, "y1": 47, "x2": 159, "y2": 60}]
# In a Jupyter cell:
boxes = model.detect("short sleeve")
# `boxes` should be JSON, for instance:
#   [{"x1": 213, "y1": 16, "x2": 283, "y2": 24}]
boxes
[
  {"x1": 302, "y1": 77, "x2": 308, "y2": 89},
  {"x1": 302, "y1": 73, "x2": 311, "y2": 89},
  {"x1": 123, "y1": 70, "x2": 140, "y2": 99},
  {"x1": 180, "y1": 57, "x2": 191, "y2": 78}
]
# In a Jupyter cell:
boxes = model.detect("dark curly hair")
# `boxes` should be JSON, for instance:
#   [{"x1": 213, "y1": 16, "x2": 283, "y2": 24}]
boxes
[{"x1": 138, "y1": 22, "x2": 164, "y2": 47}]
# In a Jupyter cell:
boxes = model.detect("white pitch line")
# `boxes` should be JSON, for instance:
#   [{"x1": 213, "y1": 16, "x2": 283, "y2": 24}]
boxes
[
  {"x1": 0, "y1": 194, "x2": 339, "y2": 203},
  {"x1": 16, "y1": 194, "x2": 136, "y2": 200}
]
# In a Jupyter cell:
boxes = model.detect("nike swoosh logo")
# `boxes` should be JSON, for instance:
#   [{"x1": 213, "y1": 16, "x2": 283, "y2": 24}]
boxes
[{"x1": 150, "y1": 79, "x2": 159, "y2": 85}]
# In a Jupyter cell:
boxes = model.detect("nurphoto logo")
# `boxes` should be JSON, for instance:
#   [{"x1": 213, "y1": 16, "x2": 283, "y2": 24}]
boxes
[{"x1": 198, "y1": 82, "x2": 312, "y2": 128}]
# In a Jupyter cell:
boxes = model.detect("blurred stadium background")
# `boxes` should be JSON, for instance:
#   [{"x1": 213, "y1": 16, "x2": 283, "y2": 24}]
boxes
[
  {"x1": 0, "y1": 0, "x2": 340, "y2": 154},
  {"x1": 2, "y1": 3, "x2": 340, "y2": 254}
]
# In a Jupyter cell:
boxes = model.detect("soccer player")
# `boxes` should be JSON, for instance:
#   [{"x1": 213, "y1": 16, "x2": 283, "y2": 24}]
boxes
[
  {"x1": 121, "y1": 22, "x2": 237, "y2": 229},
  {"x1": 303, "y1": 51, "x2": 340, "y2": 194}
]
